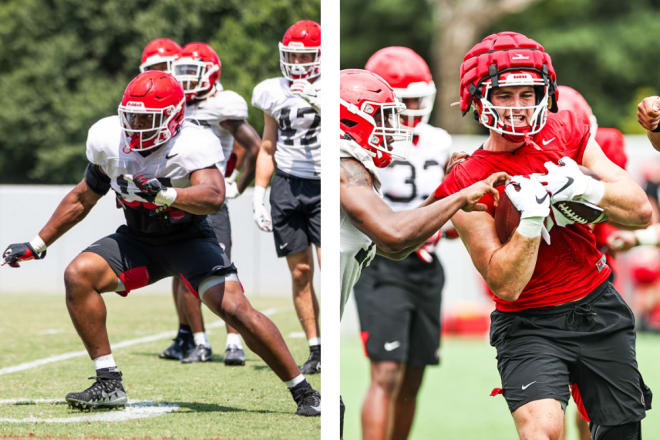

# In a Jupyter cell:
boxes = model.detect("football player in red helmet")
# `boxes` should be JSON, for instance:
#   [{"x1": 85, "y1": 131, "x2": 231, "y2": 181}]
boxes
[
  {"x1": 140, "y1": 38, "x2": 182, "y2": 73},
  {"x1": 637, "y1": 95, "x2": 660, "y2": 151},
  {"x1": 432, "y1": 31, "x2": 652, "y2": 439},
  {"x1": 2, "y1": 70, "x2": 321, "y2": 417},
  {"x1": 352, "y1": 47, "x2": 456, "y2": 440},
  {"x1": 157, "y1": 42, "x2": 261, "y2": 366},
  {"x1": 252, "y1": 20, "x2": 323, "y2": 375}
]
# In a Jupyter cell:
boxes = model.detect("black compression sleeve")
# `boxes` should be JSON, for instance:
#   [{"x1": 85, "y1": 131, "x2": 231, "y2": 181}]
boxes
[{"x1": 84, "y1": 163, "x2": 111, "y2": 195}]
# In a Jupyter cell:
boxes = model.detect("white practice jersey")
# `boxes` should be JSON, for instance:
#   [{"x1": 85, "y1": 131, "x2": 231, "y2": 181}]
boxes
[
  {"x1": 378, "y1": 122, "x2": 451, "y2": 211},
  {"x1": 340, "y1": 137, "x2": 379, "y2": 317},
  {"x1": 86, "y1": 116, "x2": 223, "y2": 241},
  {"x1": 252, "y1": 77, "x2": 321, "y2": 179},
  {"x1": 185, "y1": 87, "x2": 248, "y2": 173}
]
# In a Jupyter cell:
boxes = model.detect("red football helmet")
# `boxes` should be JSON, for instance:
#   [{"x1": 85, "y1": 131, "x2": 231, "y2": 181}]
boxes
[
  {"x1": 365, "y1": 46, "x2": 436, "y2": 128},
  {"x1": 172, "y1": 42, "x2": 221, "y2": 102},
  {"x1": 460, "y1": 32, "x2": 558, "y2": 142},
  {"x1": 140, "y1": 38, "x2": 182, "y2": 73},
  {"x1": 118, "y1": 71, "x2": 186, "y2": 152},
  {"x1": 557, "y1": 85, "x2": 597, "y2": 137},
  {"x1": 340, "y1": 69, "x2": 412, "y2": 168},
  {"x1": 279, "y1": 20, "x2": 321, "y2": 81}
]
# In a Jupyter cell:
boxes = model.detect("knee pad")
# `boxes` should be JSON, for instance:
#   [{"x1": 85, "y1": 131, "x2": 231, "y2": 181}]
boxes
[
  {"x1": 590, "y1": 421, "x2": 641, "y2": 440},
  {"x1": 199, "y1": 272, "x2": 240, "y2": 301}
]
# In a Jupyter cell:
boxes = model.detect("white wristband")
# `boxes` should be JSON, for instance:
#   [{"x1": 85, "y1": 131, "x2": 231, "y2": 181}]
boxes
[
  {"x1": 583, "y1": 178, "x2": 605, "y2": 205},
  {"x1": 253, "y1": 186, "x2": 267, "y2": 208},
  {"x1": 516, "y1": 217, "x2": 544, "y2": 238},
  {"x1": 634, "y1": 226, "x2": 659, "y2": 246},
  {"x1": 155, "y1": 187, "x2": 177, "y2": 206},
  {"x1": 29, "y1": 235, "x2": 47, "y2": 254}
]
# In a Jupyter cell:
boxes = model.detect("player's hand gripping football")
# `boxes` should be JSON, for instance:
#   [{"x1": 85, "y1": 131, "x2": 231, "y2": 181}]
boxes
[
  {"x1": 460, "y1": 171, "x2": 510, "y2": 212},
  {"x1": 505, "y1": 176, "x2": 550, "y2": 219},
  {"x1": 124, "y1": 173, "x2": 177, "y2": 206},
  {"x1": 2, "y1": 242, "x2": 46, "y2": 267},
  {"x1": 290, "y1": 79, "x2": 321, "y2": 113},
  {"x1": 541, "y1": 157, "x2": 603, "y2": 205},
  {"x1": 637, "y1": 96, "x2": 660, "y2": 132}
]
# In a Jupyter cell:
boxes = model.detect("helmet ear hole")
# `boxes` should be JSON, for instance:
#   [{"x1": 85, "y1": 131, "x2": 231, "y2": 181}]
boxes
[{"x1": 341, "y1": 119, "x2": 358, "y2": 127}]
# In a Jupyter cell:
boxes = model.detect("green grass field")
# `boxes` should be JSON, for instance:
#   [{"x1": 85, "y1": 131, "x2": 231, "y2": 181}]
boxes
[
  {"x1": 341, "y1": 333, "x2": 660, "y2": 439},
  {"x1": 0, "y1": 292, "x2": 320, "y2": 440}
]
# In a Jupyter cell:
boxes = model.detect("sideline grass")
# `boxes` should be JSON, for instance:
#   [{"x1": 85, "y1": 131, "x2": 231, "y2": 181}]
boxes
[
  {"x1": 341, "y1": 333, "x2": 660, "y2": 439},
  {"x1": 0, "y1": 292, "x2": 320, "y2": 439}
]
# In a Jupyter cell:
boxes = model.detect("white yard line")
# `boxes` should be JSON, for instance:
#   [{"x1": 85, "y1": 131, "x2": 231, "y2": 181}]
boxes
[{"x1": 0, "y1": 307, "x2": 281, "y2": 376}]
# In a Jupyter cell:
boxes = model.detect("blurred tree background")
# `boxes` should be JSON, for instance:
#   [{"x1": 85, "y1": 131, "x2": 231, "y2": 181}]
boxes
[
  {"x1": 341, "y1": 0, "x2": 660, "y2": 135},
  {"x1": 0, "y1": 0, "x2": 319, "y2": 183}
]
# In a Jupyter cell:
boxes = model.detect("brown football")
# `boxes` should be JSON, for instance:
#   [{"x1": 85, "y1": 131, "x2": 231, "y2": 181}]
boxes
[{"x1": 494, "y1": 189, "x2": 521, "y2": 243}]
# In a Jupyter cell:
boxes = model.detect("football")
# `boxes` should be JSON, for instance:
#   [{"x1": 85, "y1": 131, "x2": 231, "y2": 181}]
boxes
[{"x1": 494, "y1": 189, "x2": 520, "y2": 243}]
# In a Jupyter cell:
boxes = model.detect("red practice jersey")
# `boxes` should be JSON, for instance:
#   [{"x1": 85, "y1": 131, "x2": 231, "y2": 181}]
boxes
[{"x1": 436, "y1": 111, "x2": 611, "y2": 311}]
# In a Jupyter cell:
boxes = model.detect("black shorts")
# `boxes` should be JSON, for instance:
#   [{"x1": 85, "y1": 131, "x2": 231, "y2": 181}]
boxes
[
  {"x1": 353, "y1": 254, "x2": 444, "y2": 366},
  {"x1": 490, "y1": 281, "x2": 652, "y2": 425},
  {"x1": 83, "y1": 225, "x2": 237, "y2": 297},
  {"x1": 270, "y1": 169, "x2": 320, "y2": 257},
  {"x1": 206, "y1": 204, "x2": 232, "y2": 259}
]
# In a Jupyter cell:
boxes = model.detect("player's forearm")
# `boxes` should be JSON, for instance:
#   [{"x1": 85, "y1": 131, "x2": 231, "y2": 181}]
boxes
[
  {"x1": 648, "y1": 131, "x2": 660, "y2": 152},
  {"x1": 600, "y1": 180, "x2": 652, "y2": 227},
  {"x1": 254, "y1": 143, "x2": 275, "y2": 188},
  {"x1": 39, "y1": 182, "x2": 99, "y2": 246},
  {"x1": 236, "y1": 158, "x2": 256, "y2": 193},
  {"x1": 171, "y1": 184, "x2": 224, "y2": 215},
  {"x1": 483, "y1": 233, "x2": 541, "y2": 301}
]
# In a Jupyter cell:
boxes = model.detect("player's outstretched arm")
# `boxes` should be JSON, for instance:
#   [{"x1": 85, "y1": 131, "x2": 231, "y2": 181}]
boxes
[
  {"x1": 581, "y1": 138, "x2": 652, "y2": 227},
  {"x1": 220, "y1": 119, "x2": 261, "y2": 194},
  {"x1": 637, "y1": 96, "x2": 660, "y2": 151}
]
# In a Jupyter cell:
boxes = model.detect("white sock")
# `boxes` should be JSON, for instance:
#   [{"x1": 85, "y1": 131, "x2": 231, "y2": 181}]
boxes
[
  {"x1": 308, "y1": 337, "x2": 320, "y2": 347},
  {"x1": 93, "y1": 354, "x2": 117, "y2": 371},
  {"x1": 285, "y1": 374, "x2": 305, "y2": 388},
  {"x1": 193, "y1": 332, "x2": 206, "y2": 347},
  {"x1": 226, "y1": 332, "x2": 243, "y2": 349}
]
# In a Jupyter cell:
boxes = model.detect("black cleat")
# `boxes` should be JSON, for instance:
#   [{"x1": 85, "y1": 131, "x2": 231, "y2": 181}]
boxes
[
  {"x1": 65, "y1": 370, "x2": 127, "y2": 411},
  {"x1": 159, "y1": 333, "x2": 194, "y2": 360},
  {"x1": 300, "y1": 350, "x2": 321, "y2": 374},
  {"x1": 223, "y1": 345, "x2": 246, "y2": 366},
  {"x1": 290, "y1": 380, "x2": 321, "y2": 417},
  {"x1": 181, "y1": 344, "x2": 212, "y2": 363}
]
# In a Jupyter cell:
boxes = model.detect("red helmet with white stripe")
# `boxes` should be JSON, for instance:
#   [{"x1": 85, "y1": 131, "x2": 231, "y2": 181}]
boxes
[
  {"x1": 460, "y1": 32, "x2": 558, "y2": 142},
  {"x1": 365, "y1": 46, "x2": 436, "y2": 128},
  {"x1": 140, "y1": 38, "x2": 182, "y2": 73},
  {"x1": 118, "y1": 71, "x2": 185, "y2": 152},
  {"x1": 340, "y1": 69, "x2": 412, "y2": 168},
  {"x1": 173, "y1": 42, "x2": 221, "y2": 102},
  {"x1": 279, "y1": 20, "x2": 321, "y2": 81}
]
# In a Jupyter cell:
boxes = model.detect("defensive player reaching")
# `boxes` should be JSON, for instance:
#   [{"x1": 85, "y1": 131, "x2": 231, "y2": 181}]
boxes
[
  {"x1": 157, "y1": 42, "x2": 260, "y2": 365},
  {"x1": 339, "y1": 67, "x2": 506, "y2": 438},
  {"x1": 252, "y1": 20, "x2": 322, "y2": 374},
  {"x1": 432, "y1": 32, "x2": 652, "y2": 439},
  {"x1": 1, "y1": 71, "x2": 320, "y2": 416},
  {"x1": 638, "y1": 95, "x2": 660, "y2": 151},
  {"x1": 354, "y1": 47, "x2": 452, "y2": 440}
]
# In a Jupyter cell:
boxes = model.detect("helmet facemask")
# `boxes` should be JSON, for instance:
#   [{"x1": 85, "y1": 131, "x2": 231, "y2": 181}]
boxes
[
  {"x1": 279, "y1": 42, "x2": 321, "y2": 81},
  {"x1": 172, "y1": 58, "x2": 219, "y2": 101},
  {"x1": 118, "y1": 99, "x2": 184, "y2": 151}
]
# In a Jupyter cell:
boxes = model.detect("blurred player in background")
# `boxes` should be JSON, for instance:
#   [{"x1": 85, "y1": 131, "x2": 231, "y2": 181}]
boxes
[
  {"x1": 433, "y1": 31, "x2": 652, "y2": 440},
  {"x1": 1, "y1": 71, "x2": 320, "y2": 416},
  {"x1": 353, "y1": 47, "x2": 452, "y2": 440},
  {"x1": 339, "y1": 67, "x2": 506, "y2": 438},
  {"x1": 139, "y1": 38, "x2": 181, "y2": 73},
  {"x1": 158, "y1": 42, "x2": 261, "y2": 365},
  {"x1": 252, "y1": 20, "x2": 322, "y2": 374}
]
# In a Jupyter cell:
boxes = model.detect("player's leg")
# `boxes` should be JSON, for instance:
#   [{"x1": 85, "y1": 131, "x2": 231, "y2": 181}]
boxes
[
  {"x1": 361, "y1": 360, "x2": 404, "y2": 440},
  {"x1": 159, "y1": 277, "x2": 195, "y2": 361},
  {"x1": 513, "y1": 399, "x2": 565, "y2": 440},
  {"x1": 390, "y1": 365, "x2": 425, "y2": 440}
]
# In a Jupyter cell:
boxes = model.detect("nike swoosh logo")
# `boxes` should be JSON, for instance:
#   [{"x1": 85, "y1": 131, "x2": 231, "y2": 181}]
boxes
[
  {"x1": 536, "y1": 193, "x2": 549, "y2": 204},
  {"x1": 384, "y1": 341, "x2": 400, "y2": 351},
  {"x1": 521, "y1": 381, "x2": 537, "y2": 390},
  {"x1": 279, "y1": 243, "x2": 288, "y2": 249},
  {"x1": 542, "y1": 137, "x2": 555, "y2": 146},
  {"x1": 310, "y1": 404, "x2": 321, "y2": 412},
  {"x1": 554, "y1": 176, "x2": 574, "y2": 196},
  {"x1": 165, "y1": 153, "x2": 178, "y2": 159}
]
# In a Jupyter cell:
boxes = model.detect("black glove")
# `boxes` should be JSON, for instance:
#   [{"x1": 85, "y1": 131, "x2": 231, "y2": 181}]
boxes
[
  {"x1": 133, "y1": 172, "x2": 167, "y2": 203},
  {"x1": 2, "y1": 242, "x2": 46, "y2": 267}
]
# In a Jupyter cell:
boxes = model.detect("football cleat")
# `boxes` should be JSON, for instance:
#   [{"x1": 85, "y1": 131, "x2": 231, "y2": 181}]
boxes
[
  {"x1": 290, "y1": 381, "x2": 321, "y2": 417},
  {"x1": 300, "y1": 350, "x2": 321, "y2": 374},
  {"x1": 159, "y1": 333, "x2": 194, "y2": 360},
  {"x1": 223, "y1": 344, "x2": 246, "y2": 366},
  {"x1": 181, "y1": 344, "x2": 213, "y2": 363},
  {"x1": 65, "y1": 370, "x2": 127, "y2": 411}
]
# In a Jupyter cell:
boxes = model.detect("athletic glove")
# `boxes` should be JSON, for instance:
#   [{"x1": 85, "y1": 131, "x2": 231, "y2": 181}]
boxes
[
  {"x1": 252, "y1": 186, "x2": 273, "y2": 232},
  {"x1": 291, "y1": 79, "x2": 321, "y2": 113},
  {"x1": 2, "y1": 237, "x2": 47, "y2": 267},
  {"x1": 542, "y1": 157, "x2": 604, "y2": 205},
  {"x1": 225, "y1": 169, "x2": 240, "y2": 200},
  {"x1": 505, "y1": 176, "x2": 551, "y2": 240},
  {"x1": 415, "y1": 229, "x2": 442, "y2": 263},
  {"x1": 127, "y1": 173, "x2": 177, "y2": 206}
]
